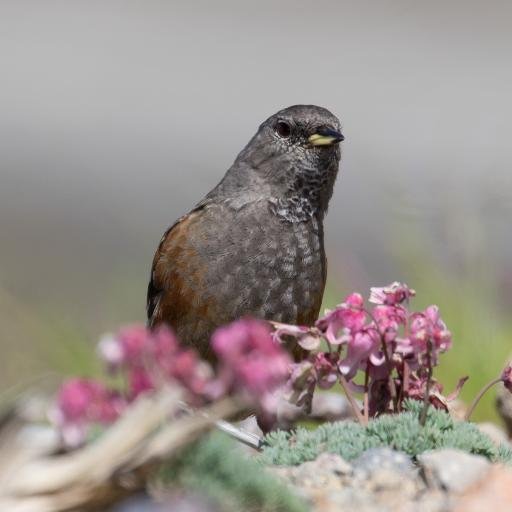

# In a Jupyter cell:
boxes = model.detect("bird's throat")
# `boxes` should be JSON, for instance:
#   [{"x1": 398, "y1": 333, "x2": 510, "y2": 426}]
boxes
[{"x1": 268, "y1": 195, "x2": 319, "y2": 223}]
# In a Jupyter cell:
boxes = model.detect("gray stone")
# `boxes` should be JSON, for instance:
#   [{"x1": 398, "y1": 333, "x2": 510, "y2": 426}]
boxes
[
  {"x1": 418, "y1": 448, "x2": 490, "y2": 493},
  {"x1": 477, "y1": 422, "x2": 510, "y2": 447},
  {"x1": 495, "y1": 384, "x2": 512, "y2": 437},
  {"x1": 320, "y1": 488, "x2": 379, "y2": 512},
  {"x1": 352, "y1": 447, "x2": 415, "y2": 478},
  {"x1": 113, "y1": 493, "x2": 221, "y2": 512},
  {"x1": 285, "y1": 452, "x2": 352, "y2": 489}
]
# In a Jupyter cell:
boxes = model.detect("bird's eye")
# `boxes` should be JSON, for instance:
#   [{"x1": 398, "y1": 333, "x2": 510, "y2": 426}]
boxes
[{"x1": 275, "y1": 121, "x2": 291, "y2": 138}]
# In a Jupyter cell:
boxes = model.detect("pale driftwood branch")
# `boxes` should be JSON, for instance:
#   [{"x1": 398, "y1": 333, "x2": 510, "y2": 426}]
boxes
[
  {"x1": 0, "y1": 384, "x2": 352, "y2": 512},
  {"x1": 0, "y1": 387, "x2": 244, "y2": 512},
  {"x1": 177, "y1": 399, "x2": 264, "y2": 450},
  {"x1": 215, "y1": 419, "x2": 264, "y2": 450}
]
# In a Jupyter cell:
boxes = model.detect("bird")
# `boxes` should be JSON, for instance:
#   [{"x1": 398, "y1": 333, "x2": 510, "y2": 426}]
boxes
[{"x1": 147, "y1": 105, "x2": 344, "y2": 360}]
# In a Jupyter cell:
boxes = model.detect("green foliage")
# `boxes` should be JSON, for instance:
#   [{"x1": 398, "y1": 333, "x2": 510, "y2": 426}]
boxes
[
  {"x1": 390, "y1": 241, "x2": 512, "y2": 423},
  {"x1": 158, "y1": 432, "x2": 307, "y2": 512},
  {"x1": 260, "y1": 400, "x2": 512, "y2": 466}
]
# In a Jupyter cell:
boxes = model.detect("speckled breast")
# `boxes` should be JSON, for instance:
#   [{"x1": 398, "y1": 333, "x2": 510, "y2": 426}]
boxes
[{"x1": 198, "y1": 205, "x2": 327, "y2": 327}]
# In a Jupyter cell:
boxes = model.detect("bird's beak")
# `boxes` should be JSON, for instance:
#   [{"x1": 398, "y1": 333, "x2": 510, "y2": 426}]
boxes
[{"x1": 308, "y1": 127, "x2": 344, "y2": 146}]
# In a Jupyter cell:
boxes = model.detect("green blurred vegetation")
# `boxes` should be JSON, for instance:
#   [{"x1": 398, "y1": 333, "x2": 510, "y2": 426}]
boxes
[
  {"x1": 159, "y1": 432, "x2": 307, "y2": 512},
  {"x1": 401, "y1": 267, "x2": 511, "y2": 423}
]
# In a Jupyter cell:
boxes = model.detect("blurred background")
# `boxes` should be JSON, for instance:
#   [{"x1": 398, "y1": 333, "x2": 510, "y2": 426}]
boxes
[{"x1": 1, "y1": 0, "x2": 511, "y2": 420}]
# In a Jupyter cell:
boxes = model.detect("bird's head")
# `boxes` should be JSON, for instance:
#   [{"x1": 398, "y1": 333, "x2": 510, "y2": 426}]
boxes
[{"x1": 224, "y1": 105, "x2": 344, "y2": 221}]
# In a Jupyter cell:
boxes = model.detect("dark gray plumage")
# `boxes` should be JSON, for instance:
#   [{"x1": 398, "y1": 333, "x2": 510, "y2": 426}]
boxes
[{"x1": 147, "y1": 105, "x2": 343, "y2": 359}]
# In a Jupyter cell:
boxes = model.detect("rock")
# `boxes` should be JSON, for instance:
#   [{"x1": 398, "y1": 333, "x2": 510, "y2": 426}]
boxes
[
  {"x1": 113, "y1": 493, "x2": 221, "y2": 512},
  {"x1": 300, "y1": 452, "x2": 353, "y2": 477},
  {"x1": 352, "y1": 447, "x2": 415, "y2": 478},
  {"x1": 496, "y1": 384, "x2": 512, "y2": 437},
  {"x1": 317, "y1": 487, "x2": 379, "y2": 512},
  {"x1": 454, "y1": 465, "x2": 512, "y2": 511},
  {"x1": 271, "y1": 453, "x2": 354, "y2": 509},
  {"x1": 271, "y1": 448, "x2": 452, "y2": 512},
  {"x1": 477, "y1": 422, "x2": 510, "y2": 447},
  {"x1": 272, "y1": 452, "x2": 352, "y2": 490},
  {"x1": 418, "y1": 449, "x2": 490, "y2": 494},
  {"x1": 352, "y1": 449, "x2": 424, "y2": 512}
]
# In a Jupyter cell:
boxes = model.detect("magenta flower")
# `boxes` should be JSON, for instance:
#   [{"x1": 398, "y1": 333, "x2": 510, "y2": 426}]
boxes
[
  {"x1": 396, "y1": 305, "x2": 451, "y2": 365},
  {"x1": 168, "y1": 350, "x2": 212, "y2": 399},
  {"x1": 338, "y1": 329, "x2": 383, "y2": 379},
  {"x1": 52, "y1": 281, "x2": 460, "y2": 442},
  {"x1": 372, "y1": 304, "x2": 406, "y2": 343},
  {"x1": 272, "y1": 322, "x2": 322, "y2": 351},
  {"x1": 316, "y1": 293, "x2": 366, "y2": 345},
  {"x1": 212, "y1": 318, "x2": 291, "y2": 399},
  {"x1": 314, "y1": 352, "x2": 339, "y2": 389},
  {"x1": 266, "y1": 282, "x2": 456, "y2": 420},
  {"x1": 369, "y1": 282, "x2": 416, "y2": 306},
  {"x1": 117, "y1": 325, "x2": 153, "y2": 365},
  {"x1": 97, "y1": 334, "x2": 124, "y2": 369},
  {"x1": 501, "y1": 364, "x2": 512, "y2": 392},
  {"x1": 151, "y1": 325, "x2": 180, "y2": 366},
  {"x1": 425, "y1": 305, "x2": 452, "y2": 353},
  {"x1": 53, "y1": 378, "x2": 125, "y2": 447},
  {"x1": 128, "y1": 367, "x2": 155, "y2": 398},
  {"x1": 397, "y1": 312, "x2": 429, "y2": 356}
]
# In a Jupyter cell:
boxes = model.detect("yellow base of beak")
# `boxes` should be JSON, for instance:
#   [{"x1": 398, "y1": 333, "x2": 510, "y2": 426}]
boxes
[{"x1": 308, "y1": 134, "x2": 339, "y2": 146}]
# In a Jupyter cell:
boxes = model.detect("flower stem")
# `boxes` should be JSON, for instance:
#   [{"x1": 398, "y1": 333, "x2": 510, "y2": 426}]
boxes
[
  {"x1": 339, "y1": 374, "x2": 367, "y2": 426},
  {"x1": 363, "y1": 361, "x2": 370, "y2": 424},
  {"x1": 380, "y1": 337, "x2": 398, "y2": 412},
  {"x1": 399, "y1": 360, "x2": 410, "y2": 411},
  {"x1": 419, "y1": 340, "x2": 433, "y2": 426},
  {"x1": 464, "y1": 377, "x2": 502, "y2": 421},
  {"x1": 365, "y1": 308, "x2": 398, "y2": 412}
]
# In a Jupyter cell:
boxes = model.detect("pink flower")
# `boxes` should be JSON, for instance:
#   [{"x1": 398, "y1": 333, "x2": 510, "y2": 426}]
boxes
[
  {"x1": 168, "y1": 350, "x2": 211, "y2": 398},
  {"x1": 316, "y1": 293, "x2": 366, "y2": 345},
  {"x1": 97, "y1": 324, "x2": 209, "y2": 401},
  {"x1": 128, "y1": 367, "x2": 155, "y2": 398},
  {"x1": 272, "y1": 323, "x2": 322, "y2": 351},
  {"x1": 397, "y1": 312, "x2": 429, "y2": 356},
  {"x1": 117, "y1": 325, "x2": 153, "y2": 365},
  {"x1": 396, "y1": 306, "x2": 451, "y2": 364},
  {"x1": 501, "y1": 364, "x2": 512, "y2": 392},
  {"x1": 369, "y1": 282, "x2": 416, "y2": 306},
  {"x1": 97, "y1": 334, "x2": 124, "y2": 369},
  {"x1": 425, "y1": 305, "x2": 452, "y2": 353},
  {"x1": 313, "y1": 352, "x2": 339, "y2": 389},
  {"x1": 152, "y1": 325, "x2": 180, "y2": 365},
  {"x1": 372, "y1": 304, "x2": 406, "y2": 343},
  {"x1": 338, "y1": 329, "x2": 383, "y2": 379},
  {"x1": 53, "y1": 378, "x2": 125, "y2": 447},
  {"x1": 212, "y1": 318, "x2": 292, "y2": 403}
]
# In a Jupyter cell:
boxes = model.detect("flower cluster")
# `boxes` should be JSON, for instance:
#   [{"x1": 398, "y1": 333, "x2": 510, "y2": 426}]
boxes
[
  {"x1": 53, "y1": 319, "x2": 291, "y2": 447},
  {"x1": 97, "y1": 325, "x2": 211, "y2": 401},
  {"x1": 274, "y1": 282, "x2": 457, "y2": 420},
  {"x1": 52, "y1": 281, "x2": 512, "y2": 444},
  {"x1": 212, "y1": 319, "x2": 291, "y2": 400},
  {"x1": 52, "y1": 378, "x2": 126, "y2": 447},
  {"x1": 212, "y1": 318, "x2": 292, "y2": 429}
]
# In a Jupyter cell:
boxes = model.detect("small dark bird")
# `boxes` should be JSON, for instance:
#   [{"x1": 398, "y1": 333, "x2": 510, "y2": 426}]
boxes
[{"x1": 147, "y1": 105, "x2": 344, "y2": 359}]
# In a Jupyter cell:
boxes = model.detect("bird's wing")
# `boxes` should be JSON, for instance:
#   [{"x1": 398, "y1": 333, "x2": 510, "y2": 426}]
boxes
[{"x1": 146, "y1": 204, "x2": 209, "y2": 330}]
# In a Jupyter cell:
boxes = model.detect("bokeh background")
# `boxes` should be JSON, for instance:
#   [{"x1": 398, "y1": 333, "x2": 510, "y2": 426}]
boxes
[{"x1": 1, "y1": 0, "x2": 511, "y2": 420}]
